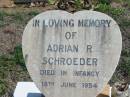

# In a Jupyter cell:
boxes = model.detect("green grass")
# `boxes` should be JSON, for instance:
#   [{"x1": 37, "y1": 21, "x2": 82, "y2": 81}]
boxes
[
  {"x1": 0, "y1": 11, "x2": 10, "y2": 20},
  {"x1": 95, "y1": 3, "x2": 125, "y2": 18},
  {"x1": 75, "y1": 0, "x2": 82, "y2": 9},
  {"x1": 0, "y1": 80, "x2": 7, "y2": 96},
  {"x1": 121, "y1": 19, "x2": 130, "y2": 27},
  {"x1": 98, "y1": 0, "x2": 111, "y2": 4},
  {"x1": 0, "y1": 11, "x2": 7, "y2": 27},
  {"x1": 0, "y1": 55, "x2": 15, "y2": 95},
  {"x1": 28, "y1": 11, "x2": 40, "y2": 16},
  {"x1": 0, "y1": 10, "x2": 40, "y2": 26},
  {"x1": 48, "y1": 0, "x2": 56, "y2": 4},
  {"x1": 0, "y1": 44, "x2": 27, "y2": 96},
  {"x1": 13, "y1": 45, "x2": 26, "y2": 69}
]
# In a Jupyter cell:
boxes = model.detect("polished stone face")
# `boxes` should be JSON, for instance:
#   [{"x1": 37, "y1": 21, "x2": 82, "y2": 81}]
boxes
[{"x1": 22, "y1": 10, "x2": 122, "y2": 97}]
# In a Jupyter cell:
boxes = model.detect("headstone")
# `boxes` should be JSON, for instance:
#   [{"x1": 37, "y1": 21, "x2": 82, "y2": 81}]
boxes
[
  {"x1": 14, "y1": 82, "x2": 42, "y2": 97},
  {"x1": 22, "y1": 10, "x2": 122, "y2": 97}
]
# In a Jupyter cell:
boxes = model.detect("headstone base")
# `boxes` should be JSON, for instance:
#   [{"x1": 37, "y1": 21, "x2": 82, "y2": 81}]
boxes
[
  {"x1": 14, "y1": 82, "x2": 44, "y2": 97},
  {"x1": 14, "y1": 82, "x2": 111, "y2": 97}
]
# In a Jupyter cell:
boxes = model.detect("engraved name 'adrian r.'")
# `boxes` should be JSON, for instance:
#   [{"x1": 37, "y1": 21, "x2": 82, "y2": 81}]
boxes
[{"x1": 33, "y1": 19, "x2": 111, "y2": 28}]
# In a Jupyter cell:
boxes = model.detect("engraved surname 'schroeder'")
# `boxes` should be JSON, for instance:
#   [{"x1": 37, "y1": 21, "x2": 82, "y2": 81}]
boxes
[{"x1": 42, "y1": 57, "x2": 98, "y2": 66}]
